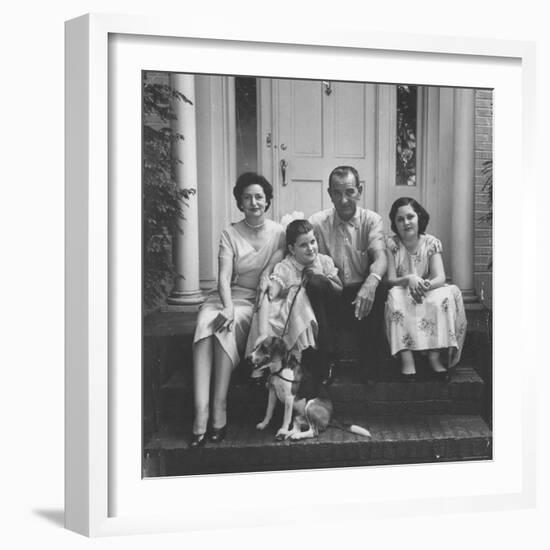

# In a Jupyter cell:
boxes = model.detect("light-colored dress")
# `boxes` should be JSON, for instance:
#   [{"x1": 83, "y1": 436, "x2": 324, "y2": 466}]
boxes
[
  {"x1": 384, "y1": 234, "x2": 467, "y2": 367},
  {"x1": 193, "y1": 220, "x2": 285, "y2": 368},
  {"x1": 246, "y1": 254, "x2": 339, "y2": 355}
]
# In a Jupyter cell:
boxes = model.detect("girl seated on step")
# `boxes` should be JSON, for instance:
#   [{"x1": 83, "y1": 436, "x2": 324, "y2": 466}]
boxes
[
  {"x1": 384, "y1": 197, "x2": 467, "y2": 380},
  {"x1": 248, "y1": 219, "x2": 342, "y2": 381}
]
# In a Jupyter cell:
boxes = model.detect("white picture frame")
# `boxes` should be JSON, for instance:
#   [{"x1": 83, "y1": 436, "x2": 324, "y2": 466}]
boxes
[{"x1": 65, "y1": 13, "x2": 536, "y2": 537}]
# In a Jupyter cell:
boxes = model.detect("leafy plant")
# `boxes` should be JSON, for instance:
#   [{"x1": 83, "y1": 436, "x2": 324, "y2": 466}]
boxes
[
  {"x1": 480, "y1": 159, "x2": 493, "y2": 224},
  {"x1": 480, "y1": 158, "x2": 493, "y2": 270},
  {"x1": 143, "y1": 74, "x2": 195, "y2": 313}
]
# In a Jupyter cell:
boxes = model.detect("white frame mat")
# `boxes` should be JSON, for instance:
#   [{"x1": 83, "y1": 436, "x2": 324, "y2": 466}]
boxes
[{"x1": 65, "y1": 13, "x2": 537, "y2": 537}]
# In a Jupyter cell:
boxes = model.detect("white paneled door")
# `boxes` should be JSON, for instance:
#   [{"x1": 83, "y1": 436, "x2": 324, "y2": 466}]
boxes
[
  {"x1": 260, "y1": 78, "x2": 444, "y2": 245},
  {"x1": 265, "y1": 79, "x2": 376, "y2": 220}
]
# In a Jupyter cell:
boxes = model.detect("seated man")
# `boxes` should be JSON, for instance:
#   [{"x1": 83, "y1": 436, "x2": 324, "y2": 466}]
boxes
[{"x1": 308, "y1": 165, "x2": 388, "y2": 384}]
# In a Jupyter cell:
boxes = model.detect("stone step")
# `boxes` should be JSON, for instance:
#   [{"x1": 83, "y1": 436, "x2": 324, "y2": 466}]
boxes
[
  {"x1": 158, "y1": 363, "x2": 486, "y2": 422},
  {"x1": 143, "y1": 413, "x2": 492, "y2": 477}
]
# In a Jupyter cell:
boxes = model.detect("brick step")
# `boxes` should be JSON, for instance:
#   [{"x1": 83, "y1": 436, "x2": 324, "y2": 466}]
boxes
[
  {"x1": 159, "y1": 364, "x2": 485, "y2": 422},
  {"x1": 143, "y1": 413, "x2": 492, "y2": 477}
]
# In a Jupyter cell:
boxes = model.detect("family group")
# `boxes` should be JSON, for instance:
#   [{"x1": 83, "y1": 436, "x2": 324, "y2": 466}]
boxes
[{"x1": 189, "y1": 166, "x2": 467, "y2": 447}]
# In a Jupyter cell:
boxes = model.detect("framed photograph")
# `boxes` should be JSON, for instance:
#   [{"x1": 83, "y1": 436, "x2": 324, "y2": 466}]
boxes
[{"x1": 65, "y1": 13, "x2": 536, "y2": 536}]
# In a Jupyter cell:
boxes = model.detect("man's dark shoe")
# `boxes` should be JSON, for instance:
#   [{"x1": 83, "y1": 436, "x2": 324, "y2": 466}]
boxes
[{"x1": 321, "y1": 362, "x2": 335, "y2": 386}]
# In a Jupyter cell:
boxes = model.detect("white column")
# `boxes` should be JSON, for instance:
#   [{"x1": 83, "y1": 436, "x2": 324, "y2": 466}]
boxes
[
  {"x1": 451, "y1": 88, "x2": 477, "y2": 303},
  {"x1": 167, "y1": 73, "x2": 204, "y2": 307}
]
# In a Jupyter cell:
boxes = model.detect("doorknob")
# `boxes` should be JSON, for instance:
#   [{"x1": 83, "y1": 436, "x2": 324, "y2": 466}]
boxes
[{"x1": 280, "y1": 159, "x2": 288, "y2": 186}]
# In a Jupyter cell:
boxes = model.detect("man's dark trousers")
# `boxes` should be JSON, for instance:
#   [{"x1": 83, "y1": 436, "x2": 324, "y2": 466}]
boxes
[{"x1": 305, "y1": 275, "x2": 387, "y2": 381}]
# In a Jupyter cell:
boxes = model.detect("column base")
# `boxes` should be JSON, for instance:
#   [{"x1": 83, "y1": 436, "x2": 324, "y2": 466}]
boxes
[
  {"x1": 460, "y1": 288, "x2": 481, "y2": 305},
  {"x1": 165, "y1": 290, "x2": 205, "y2": 310},
  {"x1": 161, "y1": 303, "x2": 202, "y2": 313}
]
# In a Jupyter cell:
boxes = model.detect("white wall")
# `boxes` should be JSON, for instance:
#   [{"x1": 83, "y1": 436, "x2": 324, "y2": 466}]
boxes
[{"x1": 2, "y1": 1, "x2": 547, "y2": 548}]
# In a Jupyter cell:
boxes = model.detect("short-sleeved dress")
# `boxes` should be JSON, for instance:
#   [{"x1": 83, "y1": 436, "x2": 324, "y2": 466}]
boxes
[
  {"x1": 193, "y1": 220, "x2": 285, "y2": 368},
  {"x1": 384, "y1": 234, "x2": 467, "y2": 367},
  {"x1": 245, "y1": 254, "x2": 339, "y2": 356}
]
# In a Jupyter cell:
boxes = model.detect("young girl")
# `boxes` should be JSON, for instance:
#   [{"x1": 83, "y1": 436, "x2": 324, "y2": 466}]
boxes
[
  {"x1": 385, "y1": 197, "x2": 467, "y2": 379},
  {"x1": 247, "y1": 219, "x2": 342, "y2": 366}
]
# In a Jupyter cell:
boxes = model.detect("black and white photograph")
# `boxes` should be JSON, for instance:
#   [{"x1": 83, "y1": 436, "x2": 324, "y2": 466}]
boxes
[
  {"x1": 142, "y1": 72, "x2": 494, "y2": 477},
  {"x1": 4, "y1": 0, "x2": 546, "y2": 545}
]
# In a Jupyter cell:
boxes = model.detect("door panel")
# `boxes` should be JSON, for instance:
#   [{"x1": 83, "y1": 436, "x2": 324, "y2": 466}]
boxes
[
  {"x1": 292, "y1": 179, "x2": 327, "y2": 218},
  {"x1": 291, "y1": 81, "x2": 323, "y2": 156},
  {"x1": 272, "y1": 79, "x2": 375, "y2": 221},
  {"x1": 333, "y1": 82, "x2": 365, "y2": 158}
]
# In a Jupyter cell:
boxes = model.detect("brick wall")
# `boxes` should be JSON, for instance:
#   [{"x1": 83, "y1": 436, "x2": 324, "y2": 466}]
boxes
[{"x1": 474, "y1": 89, "x2": 493, "y2": 307}]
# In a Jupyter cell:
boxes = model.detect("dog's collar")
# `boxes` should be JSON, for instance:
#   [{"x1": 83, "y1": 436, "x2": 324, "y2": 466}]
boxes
[{"x1": 269, "y1": 366, "x2": 295, "y2": 383}]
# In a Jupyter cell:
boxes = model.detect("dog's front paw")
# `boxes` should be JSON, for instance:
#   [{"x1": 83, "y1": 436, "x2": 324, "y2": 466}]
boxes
[
  {"x1": 256, "y1": 420, "x2": 269, "y2": 430},
  {"x1": 275, "y1": 428, "x2": 290, "y2": 441},
  {"x1": 285, "y1": 429, "x2": 300, "y2": 440}
]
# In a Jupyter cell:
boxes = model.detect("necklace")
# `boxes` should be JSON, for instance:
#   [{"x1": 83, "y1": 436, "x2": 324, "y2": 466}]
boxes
[
  {"x1": 403, "y1": 235, "x2": 422, "y2": 255},
  {"x1": 244, "y1": 218, "x2": 266, "y2": 230}
]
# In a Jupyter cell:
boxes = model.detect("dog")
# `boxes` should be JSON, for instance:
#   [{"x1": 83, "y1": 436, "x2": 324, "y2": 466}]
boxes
[{"x1": 247, "y1": 336, "x2": 371, "y2": 441}]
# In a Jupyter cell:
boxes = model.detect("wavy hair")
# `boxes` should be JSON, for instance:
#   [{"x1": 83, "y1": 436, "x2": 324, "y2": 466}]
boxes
[
  {"x1": 233, "y1": 172, "x2": 273, "y2": 212},
  {"x1": 389, "y1": 197, "x2": 430, "y2": 235}
]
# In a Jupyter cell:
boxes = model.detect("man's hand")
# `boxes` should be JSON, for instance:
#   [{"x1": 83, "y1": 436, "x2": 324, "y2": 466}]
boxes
[{"x1": 352, "y1": 276, "x2": 378, "y2": 320}]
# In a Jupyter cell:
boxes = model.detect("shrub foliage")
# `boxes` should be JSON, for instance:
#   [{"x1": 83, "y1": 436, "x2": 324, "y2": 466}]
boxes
[{"x1": 143, "y1": 75, "x2": 195, "y2": 313}]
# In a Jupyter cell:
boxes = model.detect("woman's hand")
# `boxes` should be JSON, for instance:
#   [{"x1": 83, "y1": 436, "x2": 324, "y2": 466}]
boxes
[
  {"x1": 255, "y1": 274, "x2": 271, "y2": 311},
  {"x1": 302, "y1": 265, "x2": 324, "y2": 284},
  {"x1": 252, "y1": 334, "x2": 268, "y2": 350},
  {"x1": 212, "y1": 306, "x2": 235, "y2": 332},
  {"x1": 407, "y1": 274, "x2": 426, "y2": 303}
]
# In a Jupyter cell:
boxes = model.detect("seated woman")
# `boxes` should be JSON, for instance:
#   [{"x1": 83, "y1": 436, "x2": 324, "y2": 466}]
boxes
[
  {"x1": 384, "y1": 197, "x2": 467, "y2": 380},
  {"x1": 248, "y1": 219, "x2": 342, "y2": 381},
  {"x1": 190, "y1": 173, "x2": 285, "y2": 447}
]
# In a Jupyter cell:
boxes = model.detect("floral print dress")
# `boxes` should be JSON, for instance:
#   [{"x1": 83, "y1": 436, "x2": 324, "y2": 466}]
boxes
[{"x1": 384, "y1": 234, "x2": 467, "y2": 367}]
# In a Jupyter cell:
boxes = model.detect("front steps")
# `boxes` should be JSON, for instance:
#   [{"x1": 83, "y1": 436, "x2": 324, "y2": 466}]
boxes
[
  {"x1": 144, "y1": 413, "x2": 492, "y2": 477},
  {"x1": 143, "y1": 360, "x2": 492, "y2": 477},
  {"x1": 159, "y1": 363, "x2": 485, "y2": 420}
]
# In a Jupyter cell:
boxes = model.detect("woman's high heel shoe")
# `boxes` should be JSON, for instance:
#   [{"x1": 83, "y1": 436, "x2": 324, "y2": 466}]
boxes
[
  {"x1": 399, "y1": 371, "x2": 416, "y2": 382},
  {"x1": 190, "y1": 433, "x2": 207, "y2": 448},
  {"x1": 431, "y1": 369, "x2": 448, "y2": 382},
  {"x1": 209, "y1": 425, "x2": 227, "y2": 443}
]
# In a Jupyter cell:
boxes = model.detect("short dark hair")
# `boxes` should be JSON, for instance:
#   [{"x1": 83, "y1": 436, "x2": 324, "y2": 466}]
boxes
[
  {"x1": 233, "y1": 172, "x2": 273, "y2": 212},
  {"x1": 285, "y1": 219, "x2": 314, "y2": 249},
  {"x1": 389, "y1": 197, "x2": 430, "y2": 235},
  {"x1": 328, "y1": 165, "x2": 360, "y2": 189}
]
